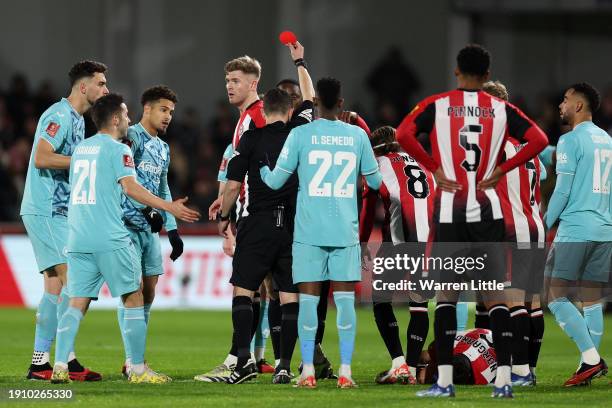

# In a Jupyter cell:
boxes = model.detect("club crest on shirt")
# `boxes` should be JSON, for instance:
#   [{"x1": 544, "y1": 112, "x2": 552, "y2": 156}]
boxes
[
  {"x1": 46, "y1": 122, "x2": 60, "y2": 137},
  {"x1": 123, "y1": 154, "x2": 135, "y2": 168},
  {"x1": 219, "y1": 157, "x2": 228, "y2": 171}
]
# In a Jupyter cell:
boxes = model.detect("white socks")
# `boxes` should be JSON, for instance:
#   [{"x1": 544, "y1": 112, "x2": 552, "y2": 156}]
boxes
[
  {"x1": 223, "y1": 354, "x2": 237, "y2": 368},
  {"x1": 512, "y1": 364, "x2": 530, "y2": 377},
  {"x1": 32, "y1": 351, "x2": 50, "y2": 365},
  {"x1": 582, "y1": 347, "x2": 600, "y2": 365},
  {"x1": 302, "y1": 363, "x2": 315, "y2": 377},
  {"x1": 339, "y1": 364, "x2": 352, "y2": 378},
  {"x1": 132, "y1": 363, "x2": 146, "y2": 375},
  {"x1": 437, "y1": 364, "x2": 453, "y2": 387},
  {"x1": 495, "y1": 365, "x2": 511, "y2": 387}
]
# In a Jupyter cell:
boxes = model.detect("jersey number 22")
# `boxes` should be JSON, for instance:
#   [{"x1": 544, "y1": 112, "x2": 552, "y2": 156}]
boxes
[{"x1": 308, "y1": 150, "x2": 356, "y2": 198}]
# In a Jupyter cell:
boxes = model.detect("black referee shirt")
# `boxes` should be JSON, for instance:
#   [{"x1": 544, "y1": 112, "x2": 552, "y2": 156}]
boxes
[{"x1": 226, "y1": 100, "x2": 313, "y2": 213}]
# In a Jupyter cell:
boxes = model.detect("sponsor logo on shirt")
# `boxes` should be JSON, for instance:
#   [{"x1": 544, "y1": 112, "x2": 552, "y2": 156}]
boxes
[
  {"x1": 46, "y1": 122, "x2": 60, "y2": 137},
  {"x1": 137, "y1": 160, "x2": 162, "y2": 175},
  {"x1": 124, "y1": 154, "x2": 135, "y2": 168},
  {"x1": 298, "y1": 109, "x2": 313, "y2": 122}
]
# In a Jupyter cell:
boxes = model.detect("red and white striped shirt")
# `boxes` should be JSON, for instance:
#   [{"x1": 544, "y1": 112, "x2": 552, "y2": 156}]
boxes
[
  {"x1": 360, "y1": 152, "x2": 435, "y2": 243},
  {"x1": 229, "y1": 100, "x2": 266, "y2": 219},
  {"x1": 454, "y1": 328, "x2": 497, "y2": 385},
  {"x1": 496, "y1": 138, "x2": 545, "y2": 243},
  {"x1": 396, "y1": 89, "x2": 548, "y2": 224}
]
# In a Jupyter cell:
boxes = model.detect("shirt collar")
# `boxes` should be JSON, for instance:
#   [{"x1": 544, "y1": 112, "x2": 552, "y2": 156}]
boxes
[
  {"x1": 573, "y1": 121, "x2": 593, "y2": 131},
  {"x1": 135, "y1": 122, "x2": 154, "y2": 139},
  {"x1": 61, "y1": 98, "x2": 82, "y2": 118}
]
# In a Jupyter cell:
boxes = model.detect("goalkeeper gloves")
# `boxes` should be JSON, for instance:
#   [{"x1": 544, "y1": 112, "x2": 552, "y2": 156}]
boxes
[
  {"x1": 167, "y1": 229, "x2": 184, "y2": 261},
  {"x1": 141, "y1": 207, "x2": 163, "y2": 233}
]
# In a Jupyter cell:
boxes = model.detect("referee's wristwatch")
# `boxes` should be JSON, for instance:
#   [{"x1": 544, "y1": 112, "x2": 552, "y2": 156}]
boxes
[{"x1": 218, "y1": 212, "x2": 230, "y2": 222}]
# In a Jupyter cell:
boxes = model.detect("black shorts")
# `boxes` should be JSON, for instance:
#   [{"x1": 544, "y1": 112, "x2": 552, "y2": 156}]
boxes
[
  {"x1": 430, "y1": 220, "x2": 507, "y2": 291},
  {"x1": 231, "y1": 211, "x2": 297, "y2": 293},
  {"x1": 507, "y1": 243, "x2": 546, "y2": 294},
  {"x1": 371, "y1": 242, "x2": 432, "y2": 302}
]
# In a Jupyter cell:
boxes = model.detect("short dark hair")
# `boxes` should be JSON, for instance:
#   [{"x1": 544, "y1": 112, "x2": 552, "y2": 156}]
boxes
[
  {"x1": 68, "y1": 60, "x2": 107, "y2": 87},
  {"x1": 457, "y1": 44, "x2": 491, "y2": 77},
  {"x1": 141, "y1": 85, "x2": 178, "y2": 106},
  {"x1": 370, "y1": 126, "x2": 399, "y2": 155},
  {"x1": 452, "y1": 354, "x2": 474, "y2": 385},
  {"x1": 90, "y1": 93, "x2": 124, "y2": 129},
  {"x1": 316, "y1": 77, "x2": 341, "y2": 110},
  {"x1": 569, "y1": 82, "x2": 601, "y2": 113},
  {"x1": 263, "y1": 88, "x2": 292, "y2": 115},
  {"x1": 276, "y1": 78, "x2": 299, "y2": 88}
]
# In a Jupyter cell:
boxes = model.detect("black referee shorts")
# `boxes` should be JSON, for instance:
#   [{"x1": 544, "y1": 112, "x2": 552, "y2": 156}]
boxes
[{"x1": 231, "y1": 211, "x2": 298, "y2": 294}]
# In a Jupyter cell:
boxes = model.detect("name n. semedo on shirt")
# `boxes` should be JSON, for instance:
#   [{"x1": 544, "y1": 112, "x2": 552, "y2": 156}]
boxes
[{"x1": 311, "y1": 135, "x2": 355, "y2": 146}]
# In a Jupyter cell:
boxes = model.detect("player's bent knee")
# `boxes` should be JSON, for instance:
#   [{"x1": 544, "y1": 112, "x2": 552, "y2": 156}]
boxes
[
  {"x1": 122, "y1": 290, "x2": 144, "y2": 308},
  {"x1": 69, "y1": 297, "x2": 91, "y2": 315},
  {"x1": 233, "y1": 285, "x2": 255, "y2": 298},
  {"x1": 142, "y1": 275, "x2": 159, "y2": 304}
]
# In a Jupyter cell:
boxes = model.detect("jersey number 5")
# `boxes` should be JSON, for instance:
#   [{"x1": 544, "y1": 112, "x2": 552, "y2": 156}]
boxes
[
  {"x1": 308, "y1": 150, "x2": 356, "y2": 198},
  {"x1": 72, "y1": 159, "x2": 97, "y2": 205},
  {"x1": 460, "y1": 124, "x2": 483, "y2": 172}
]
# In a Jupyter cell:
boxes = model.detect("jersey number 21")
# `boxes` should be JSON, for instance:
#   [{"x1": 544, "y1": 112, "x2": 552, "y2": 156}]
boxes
[{"x1": 72, "y1": 159, "x2": 97, "y2": 205}]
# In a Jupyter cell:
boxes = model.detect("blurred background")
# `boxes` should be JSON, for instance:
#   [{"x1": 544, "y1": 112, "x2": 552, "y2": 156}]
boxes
[{"x1": 1, "y1": 0, "x2": 611, "y2": 307}]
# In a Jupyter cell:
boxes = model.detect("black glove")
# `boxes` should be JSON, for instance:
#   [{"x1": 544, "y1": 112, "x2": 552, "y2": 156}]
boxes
[
  {"x1": 258, "y1": 153, "x2": 271, "y2": 169},
  {"x1": 167, "y1": 229, "x2": 184, "y2": 261},
  {"x1": 141, "y1": 207, "x2": 163, "y2": 233}
]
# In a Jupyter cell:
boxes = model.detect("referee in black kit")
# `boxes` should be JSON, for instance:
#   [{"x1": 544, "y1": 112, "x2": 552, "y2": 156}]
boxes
[{"x1": 217, "y1": 40, "x2": 315, "y2": 385}]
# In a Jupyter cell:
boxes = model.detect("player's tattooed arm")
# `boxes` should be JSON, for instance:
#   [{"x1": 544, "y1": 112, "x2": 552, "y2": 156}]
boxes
[
  {"x1": 34, "y1": 139, "x2": 71, "y2": 169},
  {"x1": 120, "y1": 176, "x2": 200, "y2": 222}
]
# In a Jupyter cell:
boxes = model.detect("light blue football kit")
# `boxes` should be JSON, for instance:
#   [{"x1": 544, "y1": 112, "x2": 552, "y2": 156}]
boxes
[
  {"x1": 121, "y1": 123, "x2": 176, "y2": 277},
  {"x1": 545, "y1": 121, "x2": 612, "y2": 282},
  {"x1": 260, "y1": 118, "x2": 382, "y2": 375},
  {"x1": 20, "y1": 98, "x2": 84, "y2": 358},
  {"x1": 546, "y1": 121, "x2": 611, "y2": 365},
  {"x1": 21, "y1": 98, "x2": 85, "y2": 272},
  {"x1": 66, "y1": 134, "x2": 140, "y2": 298},
  {"x1": 55, "y1": 133, "x2": 148, "y2": 368},
  {"x1": 260, "y1": 118, "x2": 382, "y2": 283},
  {"x1": 118, "y1": 123, "x2": 177, "y2": 363}
]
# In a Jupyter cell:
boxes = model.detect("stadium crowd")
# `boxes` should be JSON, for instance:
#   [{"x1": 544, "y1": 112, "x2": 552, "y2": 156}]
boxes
[{"x1": 3, "y1": 70, "x2": 612, "y2": 222}]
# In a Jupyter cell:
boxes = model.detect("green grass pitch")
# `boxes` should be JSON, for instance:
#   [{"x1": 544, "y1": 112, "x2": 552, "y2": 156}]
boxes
[{"x1": 0, "y1": 307, "x2": 609, "y2": 407}]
